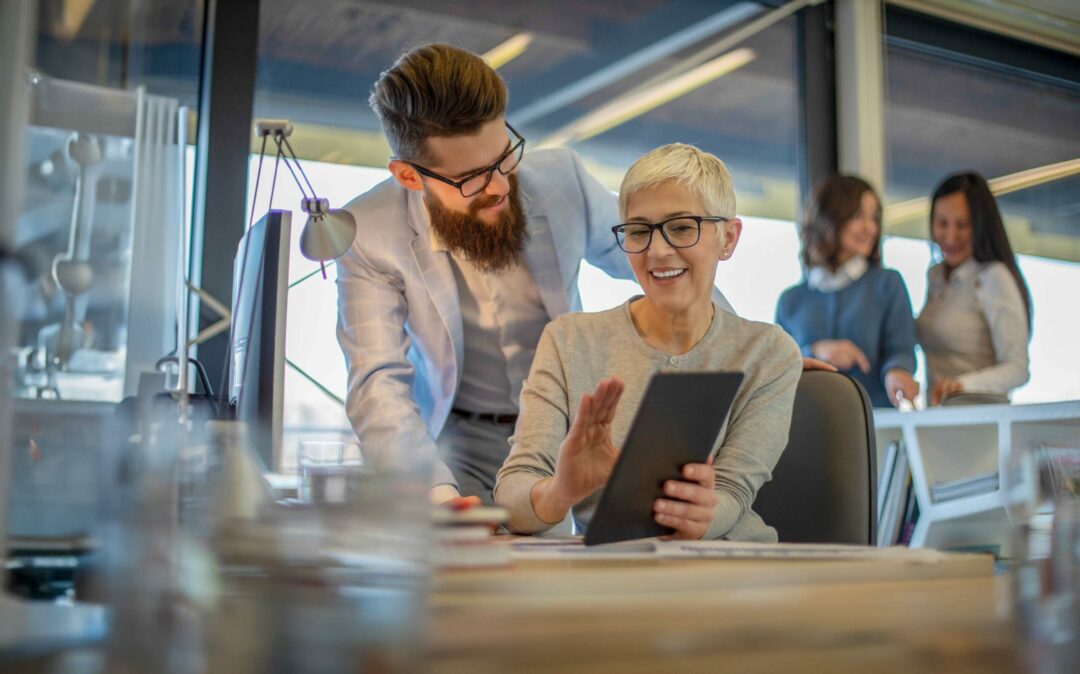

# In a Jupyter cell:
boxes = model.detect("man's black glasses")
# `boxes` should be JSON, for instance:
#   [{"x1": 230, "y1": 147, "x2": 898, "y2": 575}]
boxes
[
  {"x1": 405, "y1": 122, "x2": 526, "y2": 198},
  {"x1": 612, "y1": 216, "x2": 730, "y2": 254}
]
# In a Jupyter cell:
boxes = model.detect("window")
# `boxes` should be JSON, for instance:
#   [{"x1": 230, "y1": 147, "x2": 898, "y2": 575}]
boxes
[
  {"x1": 244, "y1": 159, "x2": 388, "y2": 470},
  {"x1": 248, "y1": 0, "x2": 802, "y2": 469},
  {"x1": 883, "y1": 6, "x2": 1080, "y2": 402},
  {"x1": 4, "y1": 0, "x2": 205, "y2": 538},
  {"x1": 9, "y1": 1, "x2": 204, "y2": 403}
]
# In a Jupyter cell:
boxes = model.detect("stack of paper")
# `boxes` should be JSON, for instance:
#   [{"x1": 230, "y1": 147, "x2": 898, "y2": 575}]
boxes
[
  {"x1": 432, "y1": 506, "x2": 510, "y2": 569},
  {"x1": 508, "y1": 537, "x2": 949, "y2": 563}
]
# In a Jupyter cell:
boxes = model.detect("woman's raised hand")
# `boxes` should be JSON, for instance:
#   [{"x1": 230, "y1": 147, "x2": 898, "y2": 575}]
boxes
[
  {"x1": 550, "y1": 376, "x2": 625, "y2": 504},
  {"x1": 530, "y1": 376, "x2": 625, "y2": 525}
]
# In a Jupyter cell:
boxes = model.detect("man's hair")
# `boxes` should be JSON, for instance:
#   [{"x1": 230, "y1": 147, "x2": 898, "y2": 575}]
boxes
[
  {"x1": 800, "y1": 175, "x2": 882, "y2": 271},
  {"x1": 369, "y1": 43, "x2": 507, "y2": 163},
  {"x1": 618, "y1": 143, "x2": 736, "y2": 220}
]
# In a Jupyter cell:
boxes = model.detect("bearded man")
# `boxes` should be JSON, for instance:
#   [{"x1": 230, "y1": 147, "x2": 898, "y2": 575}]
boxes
[{"x1": 337, "y1": 44, "x2": 654, "y2": 506}]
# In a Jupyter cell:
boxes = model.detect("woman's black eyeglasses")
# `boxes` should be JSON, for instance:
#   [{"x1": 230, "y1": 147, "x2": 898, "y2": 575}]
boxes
[{"x1": 611, "y1": 216, "x2": 729, "y2": 254}]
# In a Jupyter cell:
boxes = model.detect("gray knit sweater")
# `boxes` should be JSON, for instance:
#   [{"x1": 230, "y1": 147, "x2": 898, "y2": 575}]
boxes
[{"x1": 494, "y1": 298, "x2": 801, "y2": 542}]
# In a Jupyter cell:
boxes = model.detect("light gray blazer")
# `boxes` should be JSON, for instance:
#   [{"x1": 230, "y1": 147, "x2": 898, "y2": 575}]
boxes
[{"x1": 335, "y1": 148, "x2": 636, "y2": 486}]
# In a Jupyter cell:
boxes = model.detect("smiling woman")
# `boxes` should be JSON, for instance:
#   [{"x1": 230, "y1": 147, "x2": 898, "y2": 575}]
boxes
[
  {"x1": 917, "y1": 171, "x2": 1032, "y2": 405},
  {"x1": 620, "y1": 186, "x2": 734, "y2": 353},
  {"x1": 495, "y1": 144, "x2": 802, "y2": 542},
  {"x1": 776, "y1": 175, "x2": 919, "y2": 409}
]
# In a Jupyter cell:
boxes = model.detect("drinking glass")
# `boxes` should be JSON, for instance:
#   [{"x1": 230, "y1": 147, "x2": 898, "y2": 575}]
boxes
[{"x1": 298, "y1": 440, "x2": 364, "y2": 504}]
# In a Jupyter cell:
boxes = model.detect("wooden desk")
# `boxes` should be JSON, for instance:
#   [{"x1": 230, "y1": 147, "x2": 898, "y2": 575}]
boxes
[
  {"x1": 3, "y1": 548, "x2": 1018, "y2": 674},
  {"x1": 430, "y1": 552, "x2": 1016, "y2": 674}
]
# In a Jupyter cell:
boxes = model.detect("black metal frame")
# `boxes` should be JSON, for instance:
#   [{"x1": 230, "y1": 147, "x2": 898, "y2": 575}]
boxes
[
  {"x1": 885, "y1": 5, "x2": 1080, "y2": 91},
  {"x1": 189, "y1": 0, "x2": 260, "y2": 397},
  {"x1": 795, "y1": 0, "x2": 838, "y2": 209},
  {"x1": 611, "y1": 216, "x2": 730, "y2": 254}
]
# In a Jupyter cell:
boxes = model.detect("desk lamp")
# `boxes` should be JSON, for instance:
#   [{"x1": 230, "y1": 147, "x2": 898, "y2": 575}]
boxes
[
  {"x1": 177, "y1": 120, "x2": 355, "y2": 408},
  {"x1": 252, "y1": 120, "x2": 356, "y2": 276}
]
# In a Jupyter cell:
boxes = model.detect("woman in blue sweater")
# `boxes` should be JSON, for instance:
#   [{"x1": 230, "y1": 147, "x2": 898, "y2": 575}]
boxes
[{"x1": 776, "y1": 175, "x2": 919, "y2": 408}]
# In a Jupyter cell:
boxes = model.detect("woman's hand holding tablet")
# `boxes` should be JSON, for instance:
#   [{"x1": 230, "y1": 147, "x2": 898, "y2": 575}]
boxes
[{"x1": 654, "y1": 462, "x2": 719, "y2": 540}]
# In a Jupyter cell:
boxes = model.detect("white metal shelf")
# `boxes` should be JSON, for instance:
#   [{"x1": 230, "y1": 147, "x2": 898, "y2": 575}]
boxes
[{"x1": 874, "y1": 400, "x2": 1080, "y2": 556}]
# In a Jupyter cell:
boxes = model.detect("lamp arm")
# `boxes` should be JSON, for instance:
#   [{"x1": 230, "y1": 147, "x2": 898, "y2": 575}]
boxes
[
  {"x1": 280, "y1": 135, "x2": 318, "y2": 199},
  {"x1": 247, "y1": 133, "x2": 269, "y2": 232},
  {"x1": 268, "y1": 135, "x2": 310, "y2": 202}
]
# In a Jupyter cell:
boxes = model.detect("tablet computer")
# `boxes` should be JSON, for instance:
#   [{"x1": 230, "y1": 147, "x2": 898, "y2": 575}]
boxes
[{"x1": 583, "y1": 371, "x2": 744, "y2": 546}]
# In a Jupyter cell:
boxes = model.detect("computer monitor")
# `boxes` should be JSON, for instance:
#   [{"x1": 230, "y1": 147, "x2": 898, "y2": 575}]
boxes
[{"x1": 229, "y1": 210, "x2": 291, "y2": 469}]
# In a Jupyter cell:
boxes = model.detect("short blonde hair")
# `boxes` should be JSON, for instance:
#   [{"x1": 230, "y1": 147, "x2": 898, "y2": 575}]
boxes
[{"x1": 618, "y1": 143, "x2": 736, "y2": 220}]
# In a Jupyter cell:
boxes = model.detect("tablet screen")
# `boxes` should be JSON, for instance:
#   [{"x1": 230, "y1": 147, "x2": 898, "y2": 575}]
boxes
[{"x1": 584, "y1": 371, "x2": 744, "y2": 546}]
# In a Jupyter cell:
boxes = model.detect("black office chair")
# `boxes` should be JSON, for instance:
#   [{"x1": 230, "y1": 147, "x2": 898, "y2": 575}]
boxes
[{"x1": 753, "y1": 370, "x2": 877, "y2": 545}]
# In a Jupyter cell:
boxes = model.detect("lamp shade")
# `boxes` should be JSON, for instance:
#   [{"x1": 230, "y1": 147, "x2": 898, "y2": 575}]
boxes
[{"x1": 299, "y1": 209, "x2": 356, "y2": 262}]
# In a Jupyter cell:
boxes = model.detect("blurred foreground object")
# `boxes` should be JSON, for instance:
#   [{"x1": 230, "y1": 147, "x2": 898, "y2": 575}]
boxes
[
  {"x1": 1009, "y1": 443, "x2": 1080, "y2": 674},
  {"x1": 104, "y1": 415, "x2": 431, "y2": 674}
]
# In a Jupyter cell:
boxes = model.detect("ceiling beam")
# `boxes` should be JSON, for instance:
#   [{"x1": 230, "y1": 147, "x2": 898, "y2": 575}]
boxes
[{"x1": 511, "y1": 3, "x2": 763, "y2": 126}]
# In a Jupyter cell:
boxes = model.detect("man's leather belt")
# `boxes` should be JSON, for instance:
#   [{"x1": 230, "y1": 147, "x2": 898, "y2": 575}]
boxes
[{"x1": 451, "y1": 408, "x2": 519, "y2": 425}]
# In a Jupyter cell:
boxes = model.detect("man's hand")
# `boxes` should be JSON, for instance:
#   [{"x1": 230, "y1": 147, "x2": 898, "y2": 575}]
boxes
[
  {"x1": 443, "y1": 495, "x2": 482, "y2": 510},
  {"x1": 531, "y1": 376, "x2": 624, "y2": 524},
  {"x1": 436, "y1": 495, "x2": 502, "y2": 534},
  {"x1": 884, "y1": 368, "x2": 920, "y2": 407},
  {"x1": 810, "y1": 339, "x2": 870, "y2": 373},
  {"x1": 930, "y1": 377, "x2": 965, "y2": 406},
  {"x1": 654, "y1": 463, "x2": 717, "y2": 540},
  {"x1": 429, "y1": 483, "x2": 469, "y2": 506}
]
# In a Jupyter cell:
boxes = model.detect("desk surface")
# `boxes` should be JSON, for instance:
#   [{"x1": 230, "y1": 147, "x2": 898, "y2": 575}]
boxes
[
  {"x1": 3, "y1": 547, "x2": 1018, "y2": 674},
  {"x1": 430, "y1": 551, "x2": 1015, "y2": 674}
]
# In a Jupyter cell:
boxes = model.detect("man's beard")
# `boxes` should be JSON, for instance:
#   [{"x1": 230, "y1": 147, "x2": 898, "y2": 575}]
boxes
[{"x1": 425, "y1": 173, "x2": 528, "y2": 274}]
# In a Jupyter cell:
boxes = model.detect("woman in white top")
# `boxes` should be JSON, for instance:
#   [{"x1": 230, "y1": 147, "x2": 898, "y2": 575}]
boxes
[{"x1": 916, "y1": 171, "x2": 1032, "y2": 405}]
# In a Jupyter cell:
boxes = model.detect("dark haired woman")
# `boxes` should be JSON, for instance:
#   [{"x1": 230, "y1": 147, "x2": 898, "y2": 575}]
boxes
[
  {"x1": 776, "y1": 175, "x2": 918, "y2": 408},
  {"x1": 917, "y1": 171, "x2": 1031, "y2": 406}
]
